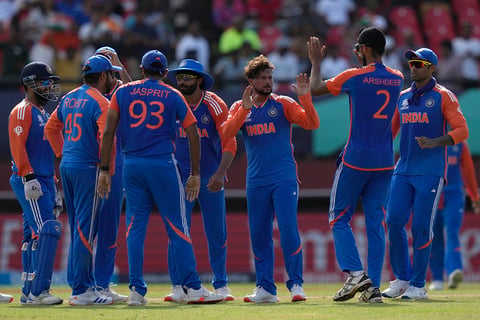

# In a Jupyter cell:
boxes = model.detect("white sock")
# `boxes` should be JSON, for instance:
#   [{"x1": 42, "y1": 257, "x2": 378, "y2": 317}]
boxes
[{"x1": 350, "y1": 270, "x2": 364, "y2": 277}]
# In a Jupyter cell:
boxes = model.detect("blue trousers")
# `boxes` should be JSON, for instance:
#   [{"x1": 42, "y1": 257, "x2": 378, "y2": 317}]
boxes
[
  {"x1": 246, "y1": 180, "x2": 303, "y2": 296},
  {"x1": 387, "y1": 174, "x2": 444, "y2": 288},
  {"x1": 94, "y1": 165, "x2": 124, "y2": 288},
  {"x1": 329, "y1": 162, "x2": 391, "y2": 287},
  {"x1": 61, "y1": 164, "x2": 103, "y2": 295},
  {"x1": 123, "y1": 156, "x2": 201, "y2": 296},
  {"x1": 429, "y1": 187, "x2": 464, "y2": 281},
  {"x1": 168, "y1": 181, "x2": 228, "y2": 289}
]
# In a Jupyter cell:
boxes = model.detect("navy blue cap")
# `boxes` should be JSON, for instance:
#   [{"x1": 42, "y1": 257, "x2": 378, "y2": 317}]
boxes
[
  {"x1": 82, "y1": 55, "x2": 122, "y2": 74},
  {"x1": 404, "y1": 48, "x2": 438, "y2": 66},
  {"x1": 140, "y1": 50, "x2": 168, "y2": 72},
  {"x1": 21, "y1": 62, "x2": 60, "y2": 84},
  {"x1": 168, "y1": 59, "x2": 214, "y2": 90}
]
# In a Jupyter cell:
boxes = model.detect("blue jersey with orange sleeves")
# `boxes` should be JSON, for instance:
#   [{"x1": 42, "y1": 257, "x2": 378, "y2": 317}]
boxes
[
  {"x1": 444, "y1": 142, "x2": 479, "y2": 200},
  {"x1": 8, "y1": 99, "x2": 55, "y2": 177},
  {"x1": 175, "y1": 91, "x2": 237, "y2": 183},
  {"x1": 109, "y1": 78, "x2": 197, "y2": 159},
  {"x1": 326, "y1": 63, "x2": 404, "y2": 170},
  {"x1": 223, "y1": 93, "x2": 319, "y2": 188},
  {"x1": 105, "y1": 79, "x2": 124, "y2": 167},
  {"x1": 45, "y1": 84, "x2": 110, "y2": 165},
  {"x1": 392, "y1": 83, "x2": 468, "y2": 178}
]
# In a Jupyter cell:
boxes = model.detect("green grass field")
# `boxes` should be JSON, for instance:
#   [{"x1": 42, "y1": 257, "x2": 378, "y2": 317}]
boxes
[{"x1": 0, "y1": 283, "x2": 478, "y2": 320}]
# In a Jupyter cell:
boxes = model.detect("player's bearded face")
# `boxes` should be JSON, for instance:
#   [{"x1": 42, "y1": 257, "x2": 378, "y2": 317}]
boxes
[
  {"x1": 178, "y1": 81, "x2": 197, "y2": 95},
  {"x1": 252, "y1": 70, "x2": 273, "y2": 96},
  {"x1": 105, "y1": 71, "x2": 115, "y2": 93}
]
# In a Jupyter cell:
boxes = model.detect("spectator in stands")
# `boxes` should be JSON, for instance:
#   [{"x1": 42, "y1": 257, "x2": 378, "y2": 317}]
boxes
[
  {"x1": 0, "y1": 26, "x2": 29, "y2": 87},
  {"x1": 77, "y1": 4, "x2": 124, "y2": 63},
  {"x1": 436, "y1": 40, "x2": 463, "y2": 95},
  {"x1": 267, "y1": 36, "x2": 301, "y2": 95},
  {"x1": 175, "y1": 21, "x2": 211, "y2": 71},
  {"x1": 124, "y1": 8, "x2": 162, "y2": 79},
  {"x1": 246, "y1": 0, "x2": 284, "y2": 26},
  {"x1": 314, "y1": 0, "x2": 356, "y2": 27},
  {"x1": 452, "y1": 20, "x2": 480, "y2": 90},
  {"x1": 218, "y1": 15, "x2": 261, "y2": 55},
  {"x1": 320, "y1": 45, "x2": 351, "y2": 80},
  {"x1": 212, "y1": 0, "x2": 246, "y2": 30},
  {"x1": 212, "y1": 48, "x2": 248, "y2": 99},
  {"x1": 382, "y1": 36, "x2": 403, "y2": 73}
]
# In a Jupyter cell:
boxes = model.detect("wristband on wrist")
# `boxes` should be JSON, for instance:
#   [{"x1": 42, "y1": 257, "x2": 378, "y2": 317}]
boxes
[
  {"x1": 100, "y1": 166, "x2": 109, "y2": 171},
  {"x1": 24, "y1": 173, "x2": 36, "y2": 182}
]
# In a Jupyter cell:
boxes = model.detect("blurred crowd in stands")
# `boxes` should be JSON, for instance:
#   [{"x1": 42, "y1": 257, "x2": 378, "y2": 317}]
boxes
[{"x1": 1, "y1": 0, "x2": 480, "y2": 98}]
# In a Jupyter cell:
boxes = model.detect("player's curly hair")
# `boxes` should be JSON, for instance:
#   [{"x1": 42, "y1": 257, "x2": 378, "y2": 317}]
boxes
[{"x1": 244, "y1": 54, "x2": 275, "y2": 80}]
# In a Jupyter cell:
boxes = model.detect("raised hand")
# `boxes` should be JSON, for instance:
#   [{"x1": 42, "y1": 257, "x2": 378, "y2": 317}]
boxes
[{"x1": 291, "y1": 73, "x2": 310, "y2": 96}]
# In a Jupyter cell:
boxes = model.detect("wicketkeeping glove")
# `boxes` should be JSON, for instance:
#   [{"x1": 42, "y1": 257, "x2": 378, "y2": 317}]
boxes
[
  {"x1": 53, "y1": 189, "x2": 63, "y2": 218},
  {"x1": 24, "y1": 178, "x2": 43, "y2": 200}
]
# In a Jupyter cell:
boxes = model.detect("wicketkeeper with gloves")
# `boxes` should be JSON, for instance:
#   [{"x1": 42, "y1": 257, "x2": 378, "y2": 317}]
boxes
[{"x1": 8, "y1": 62, "x2": 64, "y2": 305}]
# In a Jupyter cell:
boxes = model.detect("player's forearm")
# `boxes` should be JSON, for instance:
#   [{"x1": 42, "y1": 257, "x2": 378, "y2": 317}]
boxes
[
  {"x1": 185, "y1": 124, "x2": 201, "y2": 176},
  {"x1": 99, "y1": 129, "x2": 115, "y2": 168},
  {"x1": 298, "y1": 93, "x2": 320, "y2": 130},
  {"x1": 309, "y1": 63, "x2": 326, "y2": 96},
  {"x1": 221, "y1": 107, "x2": 248, "y2": 139},
  {"x1": 215, "y1": 151, "x2": 234, "y2": 178}
]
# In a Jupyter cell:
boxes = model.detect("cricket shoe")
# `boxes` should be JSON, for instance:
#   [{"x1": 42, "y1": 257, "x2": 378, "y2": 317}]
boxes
[
  {"x1": 20, "y1": 293, "x2": 29, "y2": 305},
  {"x1": 244, "y1": 286, "x2": 279, "y2": 303},
  {"x1": 184, "y1": 286, "x2": 224, "y2": 304},
  {"x1": 401, "y1": 286, "x2": 428, "y2": 300},
  {"x1": 128, "y1": 287, "x2": 147, "y2": 306},
  {"x1": 28, "y1": 291, "x2": 63, "y2": 305},
  {"x1": 382, "y1": 279, "x2": 409, "y2": 298},
  {"x1": 0, "y1": 293, "x2": 13, "y2": 304},
  {"x1": 448, "y1": 269, "x2": 463, "y2": 289},
  {"x1": 290, "y1": 284, "x2": 307, "y2": 302},
  {"x1": 333, "y1": 272, "x2": 372, "y2": 301},
  {"x1": 428, "y1": 281, "x2": 444, "y2": 291},
  {"x1": 215, "y1": 286, "x2": 235, "y2": 301},
  {"x1": 69, "y1": 288, "x2": 113, "y2": 306},
  {"x1": 98, "y1": 284, "x2": 128, "y2": 303},
  {"x1": 358, "y1": 287, "x2": 383, "y2": 303},
  {"x1": 164, "y1": 285, "x2": 187, "y2": 302}
]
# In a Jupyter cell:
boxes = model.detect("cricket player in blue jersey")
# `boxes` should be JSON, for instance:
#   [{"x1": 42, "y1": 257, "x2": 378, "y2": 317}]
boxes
[
  {"x1": 222, "y1": 54, "x2": 319, "y2": 303},
  {"x1": 382, "y1": 48, "x2": 468, "y2": 300},
  {"x1": 97, "y1": 50, "x2": 224, "y2": 306},
  {"x1": 429, "y1": 141, "x2": 480, "y2": 291},
  {"x1": 308, "y1": 26, "x2": 404, "y2": 303},
  {"x1": 45, "y1": 55, "x2": 121, "y2": 306},
  {"x1": 8, "y1": 62, "x2": 63, "y2": 305},
  {"x1": 93, "y1": 46, "x2": 132, "y2": 302},
  {"x1": 165, "y1": 59, "x2": 237, "y2": 302}
]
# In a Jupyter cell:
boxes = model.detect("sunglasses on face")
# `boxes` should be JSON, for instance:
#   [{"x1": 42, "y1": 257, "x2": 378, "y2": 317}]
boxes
[
  {"x1": 175, "y1": 74, "x2": 198, "y2": 82},
  {"x1": 408, "y1": 60, "x2": 432, "y2": 68}
]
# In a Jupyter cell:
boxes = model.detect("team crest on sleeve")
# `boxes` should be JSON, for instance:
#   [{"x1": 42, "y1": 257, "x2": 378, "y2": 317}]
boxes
[
  {"x1": 14, "y1": 126, "x2": 23, "y2": 136},
  {"x1": 425, "y1": 98, "x2": 435, "y2": 108},
  {"x1": 267, "y1": 107, "x2": 278, "y2": 117},
  {"x1": 201, "y1": 113, "x2": 210, "y2": 124}
]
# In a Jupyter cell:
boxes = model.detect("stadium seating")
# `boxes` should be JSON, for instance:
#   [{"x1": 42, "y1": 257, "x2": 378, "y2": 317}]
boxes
[
  {"x1": 388, "y1": 6, "x2": 423, "y2": 47},
  {"x1": 421, "y1": 3, "x2": 456, "y2": 55},
  {"x1": 451, "y1": 0, "x2": 480, "y2": 38}
]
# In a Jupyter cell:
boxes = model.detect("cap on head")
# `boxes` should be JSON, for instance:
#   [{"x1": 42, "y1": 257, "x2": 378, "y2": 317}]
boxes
[
  {"x1": 168, "y1": 58, "x2": 214, "y2": 90},
  {"x1": 95, "y1": 46, "x2": 117, "y2": 55},
  {"x1": 140, "y1": 50, "x2": 168, "y2": 72},
  {"x1": 82, "y1": 55, "x2": 122, "y2": 74},
  {"x1": 21, "y1": 61, "x2": 60, "y2": 85},
  {"x1": 404, "y1": 48, "x2": 438, "y2": 66},
  {"x1": 358, "y1": 26, "x2": 386, "y2": 53}
]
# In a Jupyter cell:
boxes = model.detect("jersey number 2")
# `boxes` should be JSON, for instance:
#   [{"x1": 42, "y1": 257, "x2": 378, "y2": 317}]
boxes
[{"x1": 373, "y1": 90, "x2": 390, "y2": 119}]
